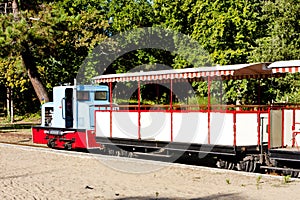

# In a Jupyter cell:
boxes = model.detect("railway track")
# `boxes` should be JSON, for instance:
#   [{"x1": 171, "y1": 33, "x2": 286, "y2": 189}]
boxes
[{"x1": 0, "y1": 138, "x2": 299, "y2": 180}]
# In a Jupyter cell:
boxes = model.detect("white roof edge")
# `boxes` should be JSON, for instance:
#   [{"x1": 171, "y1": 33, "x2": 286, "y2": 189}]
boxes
[
  {"x1": 92, "y1": 62, "x2": 267, "y2": 80},
  {"x1": 268, "y1": 60, "x2": 300, "y2": 68}
]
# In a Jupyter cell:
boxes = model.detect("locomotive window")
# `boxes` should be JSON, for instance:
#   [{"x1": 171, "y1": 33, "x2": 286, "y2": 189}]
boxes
[
  {"x1": 95, "y1": 91, "x2": 107, "y2": 100},
  {"x1": 77, "y1": 91, "x2": 89, "y2": 101}
]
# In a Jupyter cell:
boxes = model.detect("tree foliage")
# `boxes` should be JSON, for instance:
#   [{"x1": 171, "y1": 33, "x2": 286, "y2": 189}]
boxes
[
  {"x1": 0, "y1": 0, "x2": 109, "y2": 113},
  {"x1": 1, "y1": 0, "x2": 300, "y2": 115},
  {"x1": 249, "y1": 0, "x2": 300, "y2": 62}
]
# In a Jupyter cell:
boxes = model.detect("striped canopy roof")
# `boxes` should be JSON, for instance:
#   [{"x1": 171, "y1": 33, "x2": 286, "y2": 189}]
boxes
[
  {"x1": 268, "y1": 60, "x2": 300, "y2": 74},
  {"x1": 93, "y1": 63, "x2": 272, "y2": 83}
]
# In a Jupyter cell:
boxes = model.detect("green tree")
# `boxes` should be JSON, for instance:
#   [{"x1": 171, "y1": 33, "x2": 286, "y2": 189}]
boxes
[
  {"x1": 249, "y1": 0, "x2": 300, "y2": 62},
  {"x1": 0, "y1": 0, "x2": 109, "y2": 106},
  {"x1": 191, "y1": 0, "x2": 265, "y2": 65},
  {"x1": 249, "y1": 0, "x2": 300, "y2": 104}
]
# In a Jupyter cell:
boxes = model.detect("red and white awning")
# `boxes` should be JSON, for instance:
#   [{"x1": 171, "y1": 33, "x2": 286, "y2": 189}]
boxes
[
  {"x1": 93, "y1": 63, "x2": 272, "y2": 83},
  {"x1": 268, "y1": 60, "x2": 300, "y2": 74}
]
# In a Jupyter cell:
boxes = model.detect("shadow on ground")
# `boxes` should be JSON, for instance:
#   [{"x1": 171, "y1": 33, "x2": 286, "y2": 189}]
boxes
[
  {"x1": 0, "y1": 123, "x2": 38, "y2": 130},
  {"x1": 115, "y1": 193, "x2": 241, "y2": 200}
]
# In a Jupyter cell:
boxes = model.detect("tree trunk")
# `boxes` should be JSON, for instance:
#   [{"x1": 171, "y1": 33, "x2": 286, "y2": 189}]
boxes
[
  {"x1": 6, "y1": 87, "x2": 14, "y2": 122},
  {"x1": 6, "y1": 87, "x2": 10, "y2": 118},
  {"x1": 21, "y1": 43, "x2": 49, "y2": 103},
  {"x1": 26, "y1": 67, "x2": 50, "y2": 103},
  {"x1": 12, "y1": 1, "x2": 49, "y2": 103},
  {"x1": 10, "y1": 88, "x2": 14, "y2": 123}
]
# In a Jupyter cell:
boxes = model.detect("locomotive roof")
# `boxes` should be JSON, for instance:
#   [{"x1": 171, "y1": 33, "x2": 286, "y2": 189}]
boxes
[{"x1": 93, "y1": 62, "x2": 274, "y2": 83}]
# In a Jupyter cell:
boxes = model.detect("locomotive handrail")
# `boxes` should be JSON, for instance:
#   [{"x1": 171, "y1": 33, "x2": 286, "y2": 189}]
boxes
[{"x1": 61, "y1": 97, "x2": 65, "y2": 119}]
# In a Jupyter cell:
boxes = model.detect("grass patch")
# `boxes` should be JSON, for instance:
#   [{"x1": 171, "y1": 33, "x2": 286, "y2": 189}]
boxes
[
  {"x1": 0, "y1": 113, "x2": 40, "y2": 130},
  {"x1": 283, "y1": 175, "x2": 292, "y2": 184},
  {"x1": 256, "y1": 175, "x2": 262, "y2": 189},
  {"x1": 226, "y1": 178, "x2": 231, "y2": 185}
]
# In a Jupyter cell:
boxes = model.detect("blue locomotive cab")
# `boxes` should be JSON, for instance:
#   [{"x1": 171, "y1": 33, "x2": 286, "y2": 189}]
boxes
[
  {"x1": 41, "y1": 84, "x2": 110, "y2": 130},
  {"x1": 76, "y1": 85, "x2": 110, "y2": 129}
]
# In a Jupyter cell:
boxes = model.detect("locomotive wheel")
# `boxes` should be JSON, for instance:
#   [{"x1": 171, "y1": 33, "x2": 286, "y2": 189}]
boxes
[
  {"x1": 64, "y1": 143, "x2": 72, "y2": 150},
  {"x1": 47, "y1": 139, "x2": 56, "y2": 148}
]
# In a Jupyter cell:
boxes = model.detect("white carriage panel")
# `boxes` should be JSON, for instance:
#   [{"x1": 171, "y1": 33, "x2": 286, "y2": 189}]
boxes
[
  {"x1": 111, "y1": 112, "x2": 139, "y2": 139},
  {"x1": 172, "y1": 112, "x2": 207, "y2": 143},
  {"x1": 296, "y1": 134, "x2": 300, "y2": 147},
  {"x1": 140, "y1": 112, "x2": 171, "y2": 141},
  {"x1": 194, "y1": 113, "x2": 209, "y2": 144},
  {"x1": 294, "y1": 109, "x2": 300, "y2": 147},
  {"x1": 295, "y1": 109, "x2": 300, "y2": 121},
  {"x1": 295, "y1": 110, "x2": 300, "y2": 131},
  {"x1": 210, "y1": 113, "x2": 234, "y2": 145},
  {"x1": 95, "y1": 111, "x2": 110, "y2": 137},
  {"x1": 236, "y1": 113, "x2": 258, "y2": 146},
  {"x1": 284, "y1": 110, "x2": 293, "y2": 146},
  {"x1": 294, "y1": 110, "x2": 300, "y2": 148}
]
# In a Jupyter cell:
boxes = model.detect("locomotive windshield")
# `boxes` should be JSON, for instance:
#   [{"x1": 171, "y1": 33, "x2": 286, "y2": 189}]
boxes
[
  {"x1": 77, "y1": 91, "x2": 89, "y2": 101},
  {"x1": 95, "y1": 91, "x2": 107, "y2": 100},
  {"x1": 77, "y1": 91, "x2": 108, "y2": 101}
]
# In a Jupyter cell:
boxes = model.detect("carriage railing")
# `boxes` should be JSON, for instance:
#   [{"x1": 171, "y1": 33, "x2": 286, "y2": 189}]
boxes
[{"x1": 94, "y1": 104, "x2": 300, "y2": 112}]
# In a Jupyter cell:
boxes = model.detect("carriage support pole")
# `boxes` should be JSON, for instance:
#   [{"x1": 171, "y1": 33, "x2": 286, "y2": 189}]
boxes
[
  {"x1": 109, "y1": 82, "x2": 113, "y2": 138},
  {"x1": 208, "y1": 76, "x2": 211, "y2": 144},
  {"x1": 138, "y1": 80, "x2": 141, "y2": 140},
  {"x1": 170, "y1": 79, "x2": 173, "y2": 142}
]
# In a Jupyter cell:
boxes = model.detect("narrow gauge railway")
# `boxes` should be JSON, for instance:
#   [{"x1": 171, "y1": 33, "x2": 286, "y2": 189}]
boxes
[{"x1": 32, "y1": 60, "x2": 300, "y2": 177}]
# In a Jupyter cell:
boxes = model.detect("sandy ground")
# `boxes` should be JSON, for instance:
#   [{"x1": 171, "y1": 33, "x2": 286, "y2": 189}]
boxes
[
  {"x1": 0, "y1": 131, "x2": 31, "y2": 144},
  {"x1": 0, "y1": 144, "x2": 300, "y2": 200},
  {"x1": 0, "y1": 128, "x2": 45, "y2": 147}
]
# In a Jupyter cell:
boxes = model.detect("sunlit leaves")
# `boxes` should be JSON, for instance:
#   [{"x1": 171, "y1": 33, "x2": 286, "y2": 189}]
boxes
[
  {"x1": 191, "y1": 0, "x2": 264, "y2": 65},
  {"x1": 249, "y1": 0, "x2": 300, "y2": 62}
]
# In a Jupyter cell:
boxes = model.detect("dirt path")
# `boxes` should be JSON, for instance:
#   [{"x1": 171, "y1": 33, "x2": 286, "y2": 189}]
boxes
[
  {"x1": 0, "y1": 144, "x2": 299, "y2": 200},
  {"x1": 0, "y1": 123, "x2": 45, "y2": 147}
]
